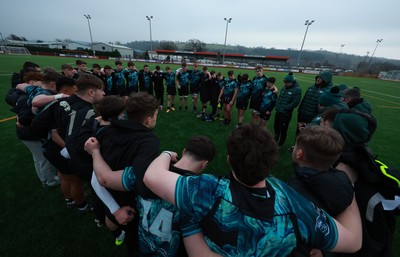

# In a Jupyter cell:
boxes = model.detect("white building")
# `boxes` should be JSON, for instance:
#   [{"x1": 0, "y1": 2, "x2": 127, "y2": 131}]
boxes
[{"x1": 92, "y1": 43, "x2": 133, "y2": 58}]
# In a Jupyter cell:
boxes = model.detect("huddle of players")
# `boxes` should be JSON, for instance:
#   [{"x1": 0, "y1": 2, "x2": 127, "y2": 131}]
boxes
[
  {"x1": 78, "y1": 60, "x2": 280, "y2": 129},
  {"x1": 9, "y1": 61, "x2": 393, "y2": 257}
]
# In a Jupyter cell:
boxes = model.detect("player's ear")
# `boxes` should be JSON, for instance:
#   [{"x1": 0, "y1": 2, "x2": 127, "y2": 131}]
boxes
[
  {"x1": 200, "y1": 160, "x2": 209, "y2": 171},
  {"x1": 143, "y1": 116, "x2": 151, "y2": 126},
  {"x1": 295, "y1": 148, "x2": 303, "y2": 161},
  {"x1": 87, "y1": 88, "x2": 95, "y2": 97}
]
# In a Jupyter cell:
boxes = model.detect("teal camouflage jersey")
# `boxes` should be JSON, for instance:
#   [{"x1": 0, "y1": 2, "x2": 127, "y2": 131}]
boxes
[
  {"x1": 163, "y1": 72, "x2": 176, "y2": 88},
  {"x1": 122, "y1": 166, "x2": 198, "y2": 256},
  {"x1": 24, "y1": 85, "x2": 52, "y2": 107},
  {"x1": 106, "y1": 75, "x2": 114, "y2": 95},
  {"x1": 250, "y1": 75, "x2": 268, "y2": 109},
  {"x1": 190, "y1": 70, "x2": 202, "y2": 87},
  {"x1": 175, "y1": 174, "x2": 338, "y2": 256},
  {"x1": 259, "y1": 89, "x2": 277, "y2": 113},
  {"x1": 125, "y1": 69, "x2": 139, "y2": 91},
  {"x1": 114, "y1": 69, "x2": 127, "y2": 88},
  {"x1": 236, "y1": 81, "x2": 253, "y2": 104},
  {"x1": 223, "y1": 78, "x2": 238, "y2": 97},
  {"x1": 177, "y1": 70, "x2": 190, "y2": 88}
]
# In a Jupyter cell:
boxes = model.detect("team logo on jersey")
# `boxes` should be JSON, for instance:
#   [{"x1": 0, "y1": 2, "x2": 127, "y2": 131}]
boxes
[
  {"x1": 60, "y1": 101, "x2": 71, "y2": 112},
  {"x1": 312, "y1": 203, "x2": 330, "y2": 236}
]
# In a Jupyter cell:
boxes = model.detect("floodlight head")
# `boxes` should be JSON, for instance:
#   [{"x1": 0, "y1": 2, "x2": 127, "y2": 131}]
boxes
[
  {"x1": 377, "y1": 39, "x2": 383, "y2": 43},
  {"x1": 224, "y1": 18, "x2": 232, "y2": 22},
  {"x1": 84, "y1": 14, "x2": 91, "y2": 19}
]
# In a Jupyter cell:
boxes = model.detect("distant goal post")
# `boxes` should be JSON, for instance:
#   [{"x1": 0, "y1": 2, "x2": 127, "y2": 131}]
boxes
[{"x1": 0, "y1": 46, "x2": 31, "y2": 55}]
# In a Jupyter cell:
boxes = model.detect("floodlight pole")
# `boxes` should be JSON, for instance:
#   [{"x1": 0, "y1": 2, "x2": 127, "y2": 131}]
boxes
[
  {"x1": 0, "y1": 32, "x2": 5, "y2": 45},
  {"x1": 84, "y1": 14, "x2": 95, "y2": 57},
  {"x1": 368, "y1": 39, "x2": 383, "y2": 65},
  {"x1": 146, "y1": 16, "x2": 153, "y2": 51},
  {"x1": 364, "y1": 51, "x2": 370, "y2": 62},
  {"x1": 297, "y1": 19, "x2": 314, "y2": 67},
  {"x1": 222, "y1": 18, "x2": 232, "y2": 64},
  {"x1": 335, "y1": 44, "x2": 345, "y2": 67},
  {"x1": 339, "y1": 44, "x2": 345, "y2": 55}
]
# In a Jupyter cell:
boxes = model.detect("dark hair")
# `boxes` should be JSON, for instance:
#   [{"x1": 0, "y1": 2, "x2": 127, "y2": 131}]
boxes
[
  {"x1": 202, "y1": 66, "x2": 208, "y2": 71},
  {"x1": 61, "y1": 64, "x2": 73, "y2": 70},
  {"x1": 343, "y1": 88, "x2": 361, "y2": 100},
  {"x1": 126, "y1": 92, "x2": 159, "y2": 123},
  {"x1": 115, "y1": 60, "x2": 122, "y2": 65},
  {"x1": 155, "y1": 65, "x2": 161, "y2": 70},
  {"x1": 315, "y1": 75, "x2": 319, "y2": 82},
  {"x1": 104, "y1": 65, "x2": 112, "y2": 70},
  {"x1": 227, "y1": 124, "x2": 279, "y2": 186},
  {"x1": 56, "y1": 77, "x2": 76, "y2": 92},
  {"x1": 43, "y1": 71, "x2": 62, "y2": 84},
  {"x1": 127, "y1": 61, "x2": 134, "y2": 67},
  {"x1": 144, "y1": 64, "x2": 149, "y2": 68},
  {"x1": 185, "y1": 136, "x2": 216, "y2": 162},
  {"x1": 23, "y1": 72, "x2": 44, "y2": 83},
  {"x1": 76, "y1": 74, "x2": 104, "y2": 92},
  {"x1": 97, "y1": 95, "x2": 125, "y2": 121},
  {"x1": 330, "y1": 86, "x2": 340, "y2": 94},
  {"x1": 43, "y1": 66, "x2": 57, "y2": 74},
  {"x1": 165, "y1": 66, "x2": 171, "y2": 70},
  {"x1": 267, "y1": 77, "x2": 276, "y2": 83},
  {"x1": 22, "y1": 62, "x2": 40, "y2": 72},
  {"x1": 241, "y1": 73, "x2": 249, "y2": 82},
  {"x1": 76, "y1": 60, "x2": 86, "y2": 65},
  {"x1": 92, "y1": 63, "x2": 101, "y2": 69},
  {"x1": 210, "y1": 70, "x2": 216, "y2": 75},
  {"x1": 217, "y1": 72, "x2": 222, "y2": 77},
  {"x1": 296, "y1": 126, "x2": 344, "y2": 168},
  {"x1": 321, "y1": 108, "x2": 340, "y2": 123},
  {"x1": 227, "y1": 70, "x2": 234, "y2": 76}
]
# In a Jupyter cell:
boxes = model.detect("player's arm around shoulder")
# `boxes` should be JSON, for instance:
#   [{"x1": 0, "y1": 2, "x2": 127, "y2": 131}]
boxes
[
  {"x1": 330, "y1": 196, "x2": 362, "y2": 253},
  {"x1": 143, "y1": 151, "x2": 181, "y2": 205},
  {"x1": 84, "y1": 137, "x2": 126, "y2": 191},
  {"x1": 184, "y1": 233, "x2": 223, "y2": 257}
]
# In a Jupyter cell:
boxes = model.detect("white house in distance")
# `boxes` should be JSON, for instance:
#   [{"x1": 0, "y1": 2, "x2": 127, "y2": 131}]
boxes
[{"x1": 92, "y1": 43, "x2": 134, "y2": 58}]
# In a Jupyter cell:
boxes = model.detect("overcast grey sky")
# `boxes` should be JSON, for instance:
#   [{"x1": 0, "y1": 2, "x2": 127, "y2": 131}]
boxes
[{"x1": 1, "y1": 0, "x2": 399, "y2": 61}]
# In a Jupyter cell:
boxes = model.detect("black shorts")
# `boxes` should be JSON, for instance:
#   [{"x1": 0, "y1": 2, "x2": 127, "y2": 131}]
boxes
[
  {"x1": 190, "y1": 84, "x2": 200, "y2": 94},
  {"x1": 260, "y1": 111, "x2": 272, "y2": 121},
  {"x1": 222, "y1": 95, "x2": 233, "y2": 105},
  {"x1": 166, "y1": 87, "x2": 176, "y2": 96},
  {"x1": 117, "y1": 86, "x2": 129, "y2": 97},
  {"x1": 200, "y1": 86, "x2": 210, "y2": 103},
  {"x1": 128, "y1": 87, "x2": 139, "y2": 95},
  {"x1": 235, "y1": 98, "x2": 249, "y2": 110},
  {"x1": 249, "y1": 98, "x2": 262, "y2": 111},
  {"x1": 43, "y1": 140, "x2": 74, "y2": 175},
  {"x1": 178, "y1": 86, "x2": 189, "y2": 96}
]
